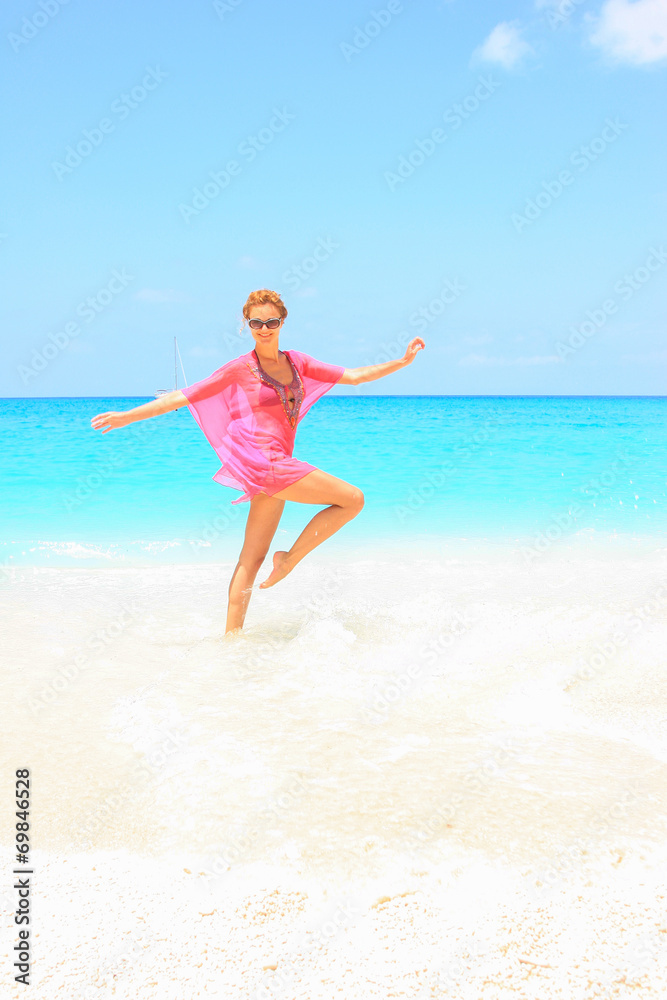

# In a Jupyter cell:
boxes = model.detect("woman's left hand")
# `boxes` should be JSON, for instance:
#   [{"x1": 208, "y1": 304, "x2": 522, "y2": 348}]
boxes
[{"x1": 402, "y1": 337, "x2": 425, "y2": 365}]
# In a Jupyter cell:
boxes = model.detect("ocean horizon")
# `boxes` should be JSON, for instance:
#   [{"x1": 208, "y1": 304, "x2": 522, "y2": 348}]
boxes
[{"x1": 2, "y1": 393, "x2": 666, "y2": 570}]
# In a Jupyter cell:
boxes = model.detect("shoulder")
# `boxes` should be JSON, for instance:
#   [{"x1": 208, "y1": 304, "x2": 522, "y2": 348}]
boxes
[
  {"x1": 287, "y1": 351, "x2": 344, "y2": 383},
  {"x1": 216, "y1": 353, "x2": 253, "y2": 378},
  {"x1": 183, "y1": 353, "x2": 249, "y2": 400},
  {"x1": 286, "y1": 349, "x2": 310, "y2": 369},
  {"x1": 234, "y1": 351, "x2": 255, "y2": 369},
  {"x1": 203, "y1": 353, "x2": 248, "y2": 375}
]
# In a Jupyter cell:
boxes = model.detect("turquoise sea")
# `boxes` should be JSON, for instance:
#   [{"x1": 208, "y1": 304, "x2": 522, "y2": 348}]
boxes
[{"x1": 1, "y1": 394, "x2": 666, "y2": 568}]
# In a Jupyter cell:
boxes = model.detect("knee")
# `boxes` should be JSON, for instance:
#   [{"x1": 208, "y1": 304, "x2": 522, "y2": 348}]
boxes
[
  {"x1": 348, "y1": 488, "x2": 365, "y2": 514},
  {"x1": 240, "y1": 550, "x2": 268, "y2": 571}
]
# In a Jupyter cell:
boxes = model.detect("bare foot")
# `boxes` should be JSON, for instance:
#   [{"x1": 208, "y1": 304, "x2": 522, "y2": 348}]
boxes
[{"x1": 259, "y1": 550, "x2": 294, "y2": 589}]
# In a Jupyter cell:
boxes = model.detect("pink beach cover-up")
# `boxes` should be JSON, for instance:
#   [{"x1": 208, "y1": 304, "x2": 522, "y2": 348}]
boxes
[{"x1": 182, "y1": 348, "x2": 345, "y2": 504}]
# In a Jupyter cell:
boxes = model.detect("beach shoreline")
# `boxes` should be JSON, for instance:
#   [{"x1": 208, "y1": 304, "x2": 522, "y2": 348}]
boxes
[{"x1": 4, "y1": 540, "x2": 667, "y2": 997}]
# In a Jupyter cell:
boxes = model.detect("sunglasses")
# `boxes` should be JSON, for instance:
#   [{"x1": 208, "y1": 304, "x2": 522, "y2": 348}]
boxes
[{"x1": 248, "y1": 317, "x2": 282, "y2": 330}]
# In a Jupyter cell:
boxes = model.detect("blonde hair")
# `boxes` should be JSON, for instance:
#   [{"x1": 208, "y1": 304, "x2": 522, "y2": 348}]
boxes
[{"x1": 240, "y1": 289, "x2": 287, "y2": 334}]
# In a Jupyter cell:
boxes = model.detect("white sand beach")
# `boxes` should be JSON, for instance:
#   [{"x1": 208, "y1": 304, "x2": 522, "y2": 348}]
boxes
[{"x1": 3, "y1": 537, "x2": 667, "y2": 997}]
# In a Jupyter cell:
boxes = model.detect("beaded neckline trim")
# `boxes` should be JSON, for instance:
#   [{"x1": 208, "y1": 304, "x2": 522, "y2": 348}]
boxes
[{"x1": 245, "y1": 350, "x2": 304, "y2": 428}]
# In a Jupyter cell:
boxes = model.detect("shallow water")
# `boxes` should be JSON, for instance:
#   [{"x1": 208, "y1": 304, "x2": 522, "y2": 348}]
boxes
[{"x1": 4, "y1": 540, "x2": 666, "y2": 890}]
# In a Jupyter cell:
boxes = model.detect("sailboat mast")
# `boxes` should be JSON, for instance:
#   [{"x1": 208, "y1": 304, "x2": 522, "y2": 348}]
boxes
[
  {"x1": 175, "y1": 338, "x2": 188, "y2": 388},
  {"x1": 174, "y1": 336, "x2": 178, "y2": 390}
]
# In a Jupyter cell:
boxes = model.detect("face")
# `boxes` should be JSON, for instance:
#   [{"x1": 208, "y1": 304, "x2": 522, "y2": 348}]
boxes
[{"x1": 247, "y1": 302, "x2": 284, "y2": 348}]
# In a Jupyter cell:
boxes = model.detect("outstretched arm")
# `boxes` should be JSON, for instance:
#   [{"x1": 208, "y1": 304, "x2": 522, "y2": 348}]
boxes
[
  {"x1": 90, "y1": 389, "x2": 188, "y2": 434},
  {"x1": 337, "y1": 336, "x2": 425, "y2": 386}
]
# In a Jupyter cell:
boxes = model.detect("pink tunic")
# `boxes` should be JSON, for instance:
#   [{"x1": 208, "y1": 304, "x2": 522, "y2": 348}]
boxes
[{"x1": 182, "y1": 348, "x2": 345, "y2": 504}]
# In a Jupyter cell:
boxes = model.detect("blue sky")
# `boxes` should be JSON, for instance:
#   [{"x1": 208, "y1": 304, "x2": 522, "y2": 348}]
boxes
[{"x1": 2, "y1": 0, "x2": 666, "y2": 397}]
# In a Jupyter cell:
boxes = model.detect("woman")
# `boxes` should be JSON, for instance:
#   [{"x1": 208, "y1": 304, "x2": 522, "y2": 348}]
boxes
[{"x1": 91, "y1": 289, "x2": 425, "y2": 634}]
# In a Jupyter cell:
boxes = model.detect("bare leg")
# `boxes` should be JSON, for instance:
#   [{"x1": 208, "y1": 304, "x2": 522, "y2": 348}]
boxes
[
  {"x1": 225, "y1": 493, "x2": 286, "y2": 635},
  {"x1": 259, "y1": 469, "x2": 364, "y2": 589}
]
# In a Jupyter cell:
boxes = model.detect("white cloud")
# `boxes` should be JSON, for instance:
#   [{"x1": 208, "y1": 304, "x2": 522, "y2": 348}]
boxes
[
  {"x1": 589, "y1": 0, "x2": 667, "y2": 65},
  {"x1": 472, "y1": 21, "x2": 534, "y2": 69},
  {"x1": 458, "y1": 352, "x2": 561, "y2": 366},
  {"x1": 134, "y1": 289, "x2": 190, "y2": 303}
]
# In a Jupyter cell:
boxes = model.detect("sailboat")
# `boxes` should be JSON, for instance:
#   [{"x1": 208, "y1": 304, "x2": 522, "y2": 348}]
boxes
[{"x1": 155, "y1": 337, "x2": 188, "y2": 397}]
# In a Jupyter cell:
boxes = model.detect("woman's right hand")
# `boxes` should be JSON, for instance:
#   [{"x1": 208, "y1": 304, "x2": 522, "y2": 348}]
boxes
[{"x1": 90, "y1": 411, "x2": 132, "y2": 434}]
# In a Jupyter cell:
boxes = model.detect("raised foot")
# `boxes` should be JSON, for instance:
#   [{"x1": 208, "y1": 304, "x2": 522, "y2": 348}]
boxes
[{"x1": 259, "y1": 550, "x2": 294, "y2": 589}]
